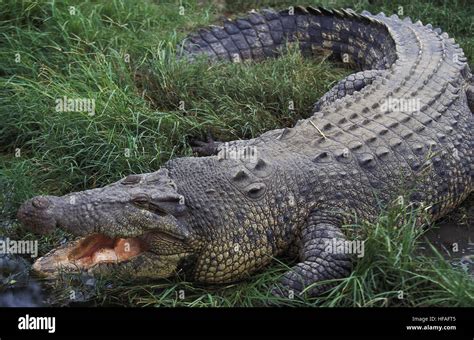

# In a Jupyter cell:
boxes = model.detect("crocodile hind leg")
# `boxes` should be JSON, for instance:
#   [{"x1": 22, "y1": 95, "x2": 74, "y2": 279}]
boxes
[
  {"x1": 313, "y1": 70, "x2": 387, "y2": 112},
  {"x1": 272, "y1": 214, "x2": 352, "y2": 298}
]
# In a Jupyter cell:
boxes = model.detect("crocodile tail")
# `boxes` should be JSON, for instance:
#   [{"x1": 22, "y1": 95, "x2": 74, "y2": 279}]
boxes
[{"x1": 179, "y1": 6, "x2": 397, "y2": 71}]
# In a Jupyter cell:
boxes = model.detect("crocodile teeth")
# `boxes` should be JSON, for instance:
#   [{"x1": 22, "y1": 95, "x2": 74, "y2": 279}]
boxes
[{"x1": 32, "y1": 234, "x2": 145, "y2": 275}]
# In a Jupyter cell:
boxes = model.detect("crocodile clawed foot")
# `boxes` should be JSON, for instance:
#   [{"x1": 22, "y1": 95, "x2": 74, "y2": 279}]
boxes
[
  {"x1": 267, "y1": 217, "x2": 353, "y2": 303},
  {"x1": 264, "y1": 284, "x2": 302, "y2": 306},
  {"x1": 266, "y1": 282, "x2": 328, "y2": 306},
  {"x1": 190, "y1": 131, "x2": 221, "y2": 156},
  {"x1": 269, "y1": 280, "x2": 334, "y2": 302},
  {"x1": 269, "y1": 283, "x2": 301, "y2": 301}
]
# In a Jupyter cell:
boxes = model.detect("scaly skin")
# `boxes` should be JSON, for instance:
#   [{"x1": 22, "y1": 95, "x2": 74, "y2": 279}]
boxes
[{"x1": 17, "y1": 7, "x2": 473, "y2": 297}]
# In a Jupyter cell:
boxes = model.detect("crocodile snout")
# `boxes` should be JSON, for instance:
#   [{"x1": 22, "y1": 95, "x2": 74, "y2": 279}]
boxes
[{"x1": 17, "y1": 196, "x2": 60, "y2": 235}]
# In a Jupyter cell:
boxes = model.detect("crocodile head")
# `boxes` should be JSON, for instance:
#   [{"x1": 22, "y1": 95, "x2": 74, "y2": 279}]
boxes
[{"x1": 17, "y1": 168, "x2": 195, "y2": 279}]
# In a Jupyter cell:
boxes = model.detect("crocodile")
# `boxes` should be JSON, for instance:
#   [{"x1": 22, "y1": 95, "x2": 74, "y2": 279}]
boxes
[{"x1": 17, "y1": 7, "x2": 473, "y2": 297}]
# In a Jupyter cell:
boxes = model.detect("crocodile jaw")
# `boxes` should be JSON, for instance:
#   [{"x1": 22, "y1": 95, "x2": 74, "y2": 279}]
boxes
[{"x1": 32, "y1": 234, "x2": 146, "y2": 276}]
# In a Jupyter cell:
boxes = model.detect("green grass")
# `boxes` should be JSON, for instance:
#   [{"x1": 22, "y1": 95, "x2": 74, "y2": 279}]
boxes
[{"x1": 0, "y1": 0, "x2": 472, "y2": 307}]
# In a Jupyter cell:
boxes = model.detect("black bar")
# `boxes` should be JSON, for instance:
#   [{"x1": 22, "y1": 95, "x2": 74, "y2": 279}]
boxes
[{"x1": 0, "y1": 307, "x2": 472, "y2": 338}]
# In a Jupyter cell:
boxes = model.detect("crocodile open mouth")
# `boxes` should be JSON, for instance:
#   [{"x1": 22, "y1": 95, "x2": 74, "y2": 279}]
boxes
[{"x1": 33, "y1": 233, "x2": 147, "y2": 275}]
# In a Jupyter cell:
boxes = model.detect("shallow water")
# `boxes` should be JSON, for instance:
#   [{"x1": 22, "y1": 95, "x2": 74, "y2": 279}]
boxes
[
  {"x1": 0, "y1": 253, "x2": 44, "y2": 307},
  {"x1": 420, "y1": 203, "x2": 474, "y2": 276}
]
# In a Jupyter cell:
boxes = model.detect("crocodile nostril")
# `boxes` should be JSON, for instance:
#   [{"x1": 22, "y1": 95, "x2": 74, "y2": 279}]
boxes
[{"x1": 32, "y1": 197, "x2": 50, "y2": 210}]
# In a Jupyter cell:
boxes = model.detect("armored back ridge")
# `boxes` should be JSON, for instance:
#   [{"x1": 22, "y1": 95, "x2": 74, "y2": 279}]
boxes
[{"x1": 179, "y1": 6, "x2": 473, "y2": 221}]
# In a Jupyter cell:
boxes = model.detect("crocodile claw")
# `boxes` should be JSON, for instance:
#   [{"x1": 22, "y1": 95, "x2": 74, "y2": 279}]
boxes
[{"x1": 190, "y1": 131, "x2": 221, "y2": 156}]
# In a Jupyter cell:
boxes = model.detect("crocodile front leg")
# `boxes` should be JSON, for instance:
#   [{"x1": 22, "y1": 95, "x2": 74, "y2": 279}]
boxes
[
  {"x1": 190, "y1": 131, "x2": 222, "y2": 156},
  {"x1": 272, "y1": 213, "x2": 353, "y2": 298}
]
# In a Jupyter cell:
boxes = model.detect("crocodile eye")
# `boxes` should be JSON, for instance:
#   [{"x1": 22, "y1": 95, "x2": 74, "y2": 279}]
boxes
[
  {"x1": 132, "y1": 194, "x2": 168, "y2": 215},
  {"x1": 132, "y1": 194, "x2": 150, "y2": 206}
]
